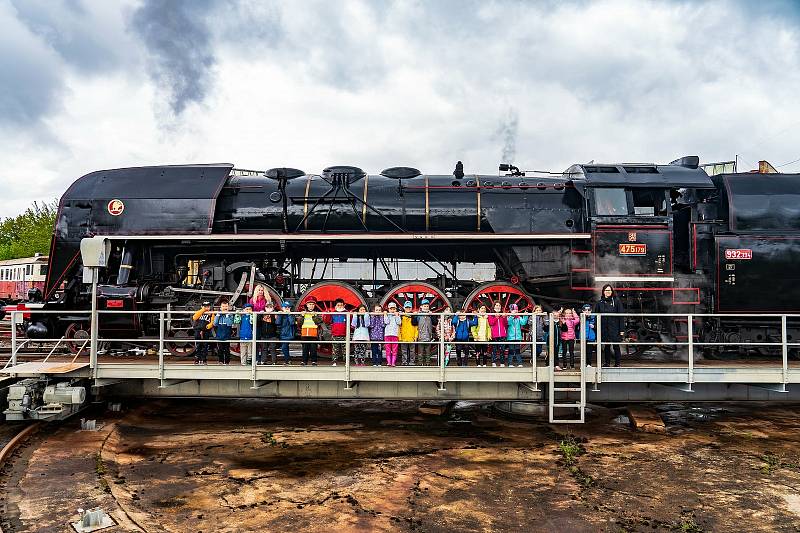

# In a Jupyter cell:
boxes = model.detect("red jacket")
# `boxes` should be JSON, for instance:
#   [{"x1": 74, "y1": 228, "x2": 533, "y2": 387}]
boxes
[{"x1": 324, "y1": 313, "x2": 348, "y2": 337}]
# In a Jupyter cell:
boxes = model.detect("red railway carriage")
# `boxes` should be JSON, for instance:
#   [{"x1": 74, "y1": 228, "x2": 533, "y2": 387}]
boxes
[{"x1": 0, "y1": 255, "x2": 47, "y2": 302}]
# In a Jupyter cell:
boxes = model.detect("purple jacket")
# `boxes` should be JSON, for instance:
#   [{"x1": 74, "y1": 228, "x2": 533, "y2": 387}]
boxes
[{"x1": 368, "y1": 313, "x2": 385, "y2": 340}]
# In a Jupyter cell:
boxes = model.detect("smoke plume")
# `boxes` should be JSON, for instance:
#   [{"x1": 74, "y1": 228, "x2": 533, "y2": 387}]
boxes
[
  {"x1": 496, "y1": 108, "x2": 519, "y2": 164},
  {"x1": 131, "y1": 0, "x2": 215, "y2": 116}
]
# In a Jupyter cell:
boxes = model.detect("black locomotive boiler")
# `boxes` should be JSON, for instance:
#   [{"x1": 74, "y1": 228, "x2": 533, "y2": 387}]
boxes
[{"x1": 26, "y1": 157, "x2": 800, "y2": 357}]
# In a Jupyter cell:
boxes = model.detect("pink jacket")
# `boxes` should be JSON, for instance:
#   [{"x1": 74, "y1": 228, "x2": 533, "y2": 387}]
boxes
[
  {"x1": 559, "y1": 316, "x2": 581, "y2": 341},
  {"x1": 488, "y1": 315, "x2": 508, "y2": 339}
]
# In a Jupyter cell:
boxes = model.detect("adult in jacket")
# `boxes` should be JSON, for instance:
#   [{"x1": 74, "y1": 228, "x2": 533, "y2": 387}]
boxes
[{"x1": 593, "y1": 284, "x2": 625, "y2": 367}]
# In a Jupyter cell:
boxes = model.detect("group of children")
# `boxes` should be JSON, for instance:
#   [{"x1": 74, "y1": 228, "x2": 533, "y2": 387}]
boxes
[{"x1": 190, "y1": 283, "x2": 626, "y2": 369}]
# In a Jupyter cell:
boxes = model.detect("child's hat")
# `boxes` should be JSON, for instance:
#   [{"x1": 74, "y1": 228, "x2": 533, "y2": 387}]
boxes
[
  {"x1": 582, "y1": 303, "x2": 592, "y2": 310},
  {"x1": 403, "y1": 301, "x2": 413, "y2": 308},
  {"x1": 202, "y1": 300, "x2": 212, "y2": 306},
  {"x1": 388, "y1": 302, "x2": 397, "y2": 308},
  {"x1": 282, "y1": 300, "x2": 292, "y2": 307},
  {"x1": 243, "y1": 302, "x2": 253, "y2": 308},
  {"x1": 509, "y1": 303, "x2": 518, "y2": 311},
  {"x1": 305, "y1": 296, "x2": 317, "y2": 304},
  {"x1": 420, "y1": 299, "x2": 430, "y2": 305}
]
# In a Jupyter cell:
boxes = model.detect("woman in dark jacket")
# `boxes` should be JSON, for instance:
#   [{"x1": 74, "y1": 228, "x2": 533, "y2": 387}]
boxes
[{"x1": 593, "y1": 284, "x2": 625, "y2": 367}]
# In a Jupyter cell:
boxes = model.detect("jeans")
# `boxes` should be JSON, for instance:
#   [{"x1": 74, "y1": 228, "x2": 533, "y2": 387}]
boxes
[
  {"x1": 455, "y1": 343, "x2": 469, "y2": 366},
  {"x1": 281, "y1": 341, "x2": 291, "y2": 363},
  {"x1": 370, "y1": 342, "x2": 383, "y2": 365},
  {"x1": 193, "y1": 328, "x2": 209, "y2": 363},
  {"x1": 560, "y1": 339, "x2": 575, "y2": 368},
  {"x1": 507, "y1": 343, "x2": 523, "y2": 366}
]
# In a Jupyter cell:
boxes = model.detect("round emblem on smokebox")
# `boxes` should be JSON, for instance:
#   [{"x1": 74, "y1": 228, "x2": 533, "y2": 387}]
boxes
[{"x1": 107, "y1": 199, "x2": 125, "y2": 216}]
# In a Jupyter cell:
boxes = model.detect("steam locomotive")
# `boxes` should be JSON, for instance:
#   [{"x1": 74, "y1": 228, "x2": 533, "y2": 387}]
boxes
[{"x1": 24, "y1": 157, "x2": 800, "y2": 356}]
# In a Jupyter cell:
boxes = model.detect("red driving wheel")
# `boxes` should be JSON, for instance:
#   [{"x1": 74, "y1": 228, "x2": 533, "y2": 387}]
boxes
[
  {"x1": 65, "y1": 322, "x2": 90, "y2": 355},
  {"x1": 379, "y1": 282, "x2": 451, "y2": 312},
  {"x1": 463, "y1": 282, "x2": 534, "y2": 312},
  {"x1": 296, "y1": 281, "x2": 366, "y2": 312},
  {"x1": 296, "y1": 282, "x2": 366, "y2": 356}
]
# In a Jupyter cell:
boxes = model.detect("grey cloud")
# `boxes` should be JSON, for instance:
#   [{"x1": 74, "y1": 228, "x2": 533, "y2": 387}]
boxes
[
  {"x1": 0, "y1": 3, "x2": 64, "y2": 125},
  {"x1": 10, "y1": 0, "x2": 124, "y2": 74},
  {"x1": 130, "y1": 0, "x2": 216, "y2": 116}
]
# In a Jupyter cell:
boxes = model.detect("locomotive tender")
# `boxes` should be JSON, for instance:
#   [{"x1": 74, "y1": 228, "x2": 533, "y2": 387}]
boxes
[{"x1": 26, "y1": 156, "x2": 800, "y2": 356}]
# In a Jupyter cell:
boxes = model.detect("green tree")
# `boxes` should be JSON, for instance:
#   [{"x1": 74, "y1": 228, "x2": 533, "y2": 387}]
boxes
[{"x1": 0, "y1": 201, "x2": 58, "y2": 260}]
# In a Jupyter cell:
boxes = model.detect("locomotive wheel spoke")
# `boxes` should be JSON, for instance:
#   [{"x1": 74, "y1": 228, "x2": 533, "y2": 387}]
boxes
[
  {"x1": 464, "y1": 282, "x2": 533, "y2": 313},
  {"x1": 379, "y1": 282, "x2": 451, "y2": 313}
]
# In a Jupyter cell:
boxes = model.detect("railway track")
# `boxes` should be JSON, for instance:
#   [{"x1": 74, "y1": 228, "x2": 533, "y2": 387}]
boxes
[{"x1": 0, "y1": 422, "x2": 40, "y2": 533}]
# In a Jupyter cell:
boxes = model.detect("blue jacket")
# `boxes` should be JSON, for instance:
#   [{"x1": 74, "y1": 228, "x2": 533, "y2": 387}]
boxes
[
  {"x1": 214, "y1": 313, "x2": 235, "y2": 340},
  {"x1": 238, "y1": 314, "x2": 254, "y2": 341},
  {"x1": 451, "y1": 316, "x2": 477, "y2": 341},
  {"x1": 276, "y1": 312, "x2": 296, "y2": 340},
  {"x1": 577, "y1": 314, "x2": 596, "y2": 342},
  {"x1": 506, "y1": 315, "x2": 529, "y2": 341}
]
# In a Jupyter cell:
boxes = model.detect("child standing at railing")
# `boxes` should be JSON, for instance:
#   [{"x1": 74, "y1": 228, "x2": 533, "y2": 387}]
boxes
[
  {"x1": 324, "y1": 298, "x2": 349, "y2": 367},
  {"x1": 192, "y1": 300, "x2": 214, "y2": 365},
  {"x1": 383, "y1": 302, "x2": 402, "y2": 366},
  {"x1": 558, "y1": 308, "x2": 581, "y2": 370},
  {"x1": 412, "y1": 299, "x2": 438, "y2": 366},
  {"x1": 451, "y1": 310, "x2": 476, "y2": 367},
  {"x1": 276, "y1": 300, "x2": 296, "y2": 365},
  {"x1": 213, "y1": 300, "x2": 235, "y2": 365},
  {"x1": 439, "y1": 306, "x2": 455, "y2": 366},
  {"x1": 399, "y1": 301, "x2": 418, "y2": 366},
  {"x1": 236, "y1": 303, "x2": 254, "y2": 366},
  {"x1": 472, "y1": 304, "x2": 492, "y2": 367},
  {"x1": 488, "y1": 302, "x2": 508, "y2": 367},
  {"x1": 506, "y1": 303, "x2": 528, "y2": 367},
  {"x1": 298, "y1": 298, "x2": 322, "y2": 366},
  {"x1": 368, "y1": 304, "x2": 385, "y2": 366},
  {"x1": 261, "y1": 300, "x2": 278, "y2": 365},
  {"x1": 351, "y1": 304, "x2": 370, "y2": 366}
]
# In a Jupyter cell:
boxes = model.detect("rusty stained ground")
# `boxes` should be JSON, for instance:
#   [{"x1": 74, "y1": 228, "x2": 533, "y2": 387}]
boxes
[{"x1": 3, "y1": 400, "x2": 800, "y2": 533}]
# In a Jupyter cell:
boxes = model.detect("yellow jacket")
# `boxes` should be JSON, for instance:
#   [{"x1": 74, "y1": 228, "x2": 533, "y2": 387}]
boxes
[{"x1": 399, "y1": 315, "x2": 418, "y2": 342}]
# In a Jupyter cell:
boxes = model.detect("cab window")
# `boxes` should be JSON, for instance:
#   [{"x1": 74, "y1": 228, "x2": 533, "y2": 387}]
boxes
[
  {"x1": 593, "y1": 188, "x2": 628, "y2": 216},
  {"x1": 632, "y1": 189, "x2": 668, "y2": 216}
]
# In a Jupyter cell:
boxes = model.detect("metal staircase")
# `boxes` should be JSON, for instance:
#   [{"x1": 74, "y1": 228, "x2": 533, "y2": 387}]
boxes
[{"x1": 548, "y1": 316, "x2": 587, "y2": 423}]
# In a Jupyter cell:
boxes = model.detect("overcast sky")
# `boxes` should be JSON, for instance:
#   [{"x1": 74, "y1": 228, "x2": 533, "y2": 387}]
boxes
[{"x1": 1, "y1": 0, "x2": 799, "y2": 217}]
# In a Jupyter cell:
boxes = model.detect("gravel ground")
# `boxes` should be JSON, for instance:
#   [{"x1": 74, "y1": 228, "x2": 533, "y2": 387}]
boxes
[{"x1": 2, "y1": 399, "x2": 800, "y2": 532}]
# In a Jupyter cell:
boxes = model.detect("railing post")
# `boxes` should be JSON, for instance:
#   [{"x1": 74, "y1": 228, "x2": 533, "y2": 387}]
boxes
[
  {"x1": 89, "y1": 275, "x2": 99, "y2": 377},
  {"x1": 251, "y1": 312, "x2": 257, "y2": 370},
  {"x1": 596, "y1": 314, "x2": 602, "y2": 385},
  {"x1": 439, "y1": 312, "x2": 446, "y2": 389},
  {"x1": 687, "y1": 314, "x2": 694, "y2": 386},
  {"x1": 345, "y1": 312, "x2": 351, "y2": 383},
  {"x1": 252, "y1": 312, "x2": 258, "y2": 381},
  {"x1": 548, "y1": 313, "x2": 555, "y2": 371},
  {"x1": 158, "y1": 312, "x2": 165, "y2": 382},
  {"x1": 10, "y1": 311, "x2": 17, "y2": 368},
  {"x1": 579, "y1": 312, "x2": 586, "y2": 370},
  {"x1": 782, "y1": 315, "x2": 788, "y2": 386},
  {"x1": 531, "y1": 312, "x2": 538, "y2": 387}
]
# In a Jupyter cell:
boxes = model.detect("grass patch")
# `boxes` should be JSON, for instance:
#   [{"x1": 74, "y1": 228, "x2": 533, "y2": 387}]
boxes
[
  {"x1": 558, "y1": 435, "x2": 584, "y2": 466},
  {"x1": 261, "y1": 431, "x2": 278, "y2": 446},
  {"x1": 760, "y1": 452, "x2": 782, "y2": 475},
  {"x1": 673, "y1": 518, "x2": 703, "y2": 532}
]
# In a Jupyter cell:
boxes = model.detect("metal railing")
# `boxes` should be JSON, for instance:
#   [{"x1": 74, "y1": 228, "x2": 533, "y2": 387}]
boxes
[{"x1": 4, "y1": 309, "x2": 798, "y2": 391}]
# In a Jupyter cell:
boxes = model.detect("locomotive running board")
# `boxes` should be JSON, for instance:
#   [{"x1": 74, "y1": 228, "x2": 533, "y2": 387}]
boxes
[{"x1": 87, "y1": 233, "x2": 592, "y2": 242}]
